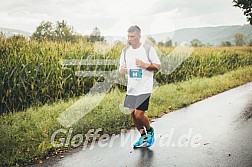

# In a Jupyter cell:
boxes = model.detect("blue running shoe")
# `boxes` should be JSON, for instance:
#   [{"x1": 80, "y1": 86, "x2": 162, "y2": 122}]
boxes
[
  {"x1": 146, "y1": 127, "x2": 154, "y2": 147},
  {"x1": 133, "y1": 135, "x2": 148, "y2": 148}
]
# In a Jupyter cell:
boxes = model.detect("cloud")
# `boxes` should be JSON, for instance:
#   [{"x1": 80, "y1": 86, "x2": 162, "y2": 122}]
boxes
[
  {"x1": 149, "y1": 0, "x2": 234, "y2": 16},
  {"x1": 145, "y1": 0, "x2": 247, "y2": 30},
  {"x1": 0, "y1": 0, "x2": 248, "y2": 35}
]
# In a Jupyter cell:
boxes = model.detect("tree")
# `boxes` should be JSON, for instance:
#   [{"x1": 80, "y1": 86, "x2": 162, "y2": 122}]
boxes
[
  {"x1": 221, "y1": 41, "x2": 232, "y2": 46},
  {"x1": 0, "y1": 32, "x2": 5, "y2": 40},
  {"x1": 54, "y1": 20, "x2": 75, "y2": 42},
  {"x1": 74, "y1": 34, "x2": 88, "y2": 42},
  {"x1": 190, "y1": 39, "x2": 202, "y2": 47},
  {"x1": 31, "y1": 21, "x2": 54, "y2": 41},
  {"x1": 234, "y1": 33, "x2": 244, "y2": 46},
  {"x1": 164, "y1": 38, "x2": 172, "y2": 47},
  {"x1": 145, "y1": 36, "x2": 156, "y2": 45},
  {"x1": 249, "y1": 38, "x2": 252, "y2": 46},
  {"x1": 158, "y1": 41, "x2": 164, "y2": 46},
  {"x1": 233, "y1": 0, "x2": 252, "y2": 24},
  {"x1": 31, "y1": 20, "x2": 84, "y2": 43},
  {"x1": 88, "y1": 27, "x2": 105, "y2": 42}
]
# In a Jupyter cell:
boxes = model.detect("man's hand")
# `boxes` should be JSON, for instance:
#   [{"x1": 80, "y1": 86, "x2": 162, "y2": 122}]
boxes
[
  {"x1": 119, "y1": 66, "x2": 127, "y2": 75},
  {"x1": 136, "y1": 59, "x2": 161, "y2": 71},
  {"x1": 135, "y1": 59, "x2": 147, "y2": 69}
]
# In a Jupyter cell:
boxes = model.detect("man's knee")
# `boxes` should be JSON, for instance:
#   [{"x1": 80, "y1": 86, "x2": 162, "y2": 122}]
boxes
[
  {"x1": 130, "y1": 110, "x2": 135, "y2": 117},
  {"x1": 134, "y1": 109, "x2": 145, "y2": 120}
]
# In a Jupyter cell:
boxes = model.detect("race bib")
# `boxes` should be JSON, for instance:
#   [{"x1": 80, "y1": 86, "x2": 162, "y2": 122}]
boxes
[{"x1": 129, "y1": 69, "x2": 142, "y2": 79}]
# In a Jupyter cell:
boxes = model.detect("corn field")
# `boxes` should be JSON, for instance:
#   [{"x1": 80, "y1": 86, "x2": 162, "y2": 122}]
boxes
[{"x1": 0, "y1": 36, "x2": 252, "y2": 113}]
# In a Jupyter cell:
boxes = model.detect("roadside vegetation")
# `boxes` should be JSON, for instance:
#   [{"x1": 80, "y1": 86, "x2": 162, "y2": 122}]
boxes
[{"x1": 0, "y1": 21, "x2": 252, "y2": 166}]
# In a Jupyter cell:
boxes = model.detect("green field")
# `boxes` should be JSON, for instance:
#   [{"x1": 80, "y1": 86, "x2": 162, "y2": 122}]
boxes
[
  {"x1": 0, "y1": 36, "x2": 252, "y2": 166},
  {"x1": 1, "y1": 36, "x2": 251, "y2": 113}
]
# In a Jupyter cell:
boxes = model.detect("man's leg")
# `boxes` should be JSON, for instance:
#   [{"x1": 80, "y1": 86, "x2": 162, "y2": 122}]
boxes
[
  {"x1": 131, "y1": 109, "x2": 151, "y2": 147},
  {"x1": 131, "y1": 110, "x2": 146, "y2": 134},
  {"x1": 133, "y1": 109, "x2": 155, "y2": 147},
  {"x1": 133, "y1": 109, "x2": 150, "y2": 131},
  {"x1": 133, "y1": 94, "x2": 151, "y2": 132},
  {"x1": 131, "y1": 94, "x2": 154, "y2": 147}
]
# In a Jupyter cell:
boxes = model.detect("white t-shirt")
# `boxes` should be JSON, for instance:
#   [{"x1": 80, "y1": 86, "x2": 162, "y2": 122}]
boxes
[{"x1": 119, "y1": 44, "x2": 161, "y2": 96}]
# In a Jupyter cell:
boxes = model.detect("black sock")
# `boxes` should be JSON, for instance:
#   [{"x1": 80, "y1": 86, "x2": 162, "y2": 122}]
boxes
[
  {"x1": 140, "y1": 129, "x2": 146, "y2": 136},
  {"x1": 147, "y1": 127, "x2": 153, "y2": 133}
]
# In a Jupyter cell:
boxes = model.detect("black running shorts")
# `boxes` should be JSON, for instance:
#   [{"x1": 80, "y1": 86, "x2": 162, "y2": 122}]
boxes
[{"x1": 124, "y1": 93, "x2": 151, "y2": 111}]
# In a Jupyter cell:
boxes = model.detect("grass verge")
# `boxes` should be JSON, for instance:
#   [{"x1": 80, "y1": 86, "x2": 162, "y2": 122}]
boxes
[{"x1": 0, "y1": 65, "x2": 252, "y2": 166}]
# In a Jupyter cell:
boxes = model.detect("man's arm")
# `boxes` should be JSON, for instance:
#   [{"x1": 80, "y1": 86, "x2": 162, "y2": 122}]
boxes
[
  {"x1": 119, "y1": 66, "x2": 127, "y2": 75},
  {"x1": 145, "y1": 63, "x2": 161, "y2": 71},
  {"x1": 135, "y1": 59, "x2": 161, "y2": 71}
]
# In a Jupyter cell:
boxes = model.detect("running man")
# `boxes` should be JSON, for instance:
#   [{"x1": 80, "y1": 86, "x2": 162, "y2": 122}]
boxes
[{"x1": 119, "y1": 25, "x2": 161, "y2": 147}]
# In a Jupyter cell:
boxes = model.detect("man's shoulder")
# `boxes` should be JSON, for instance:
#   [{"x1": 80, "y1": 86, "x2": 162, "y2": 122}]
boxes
[
  {"x1": 143, "y1": 43, "x2": 152, "y2": 52},
  {"x1": 123, "y1": 44, "x2": 155, "y2": 56},
  {"x1": 143, "y1": 43, "x2": 152, "y2": 48},
  {"x1": 123, "y1": 45, "x2": 130, "y2": 52}
]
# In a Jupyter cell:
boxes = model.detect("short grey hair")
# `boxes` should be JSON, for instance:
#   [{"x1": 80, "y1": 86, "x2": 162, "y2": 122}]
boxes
[{"x1": 128, "y1": 25, "x2": 141, "y2": 34}]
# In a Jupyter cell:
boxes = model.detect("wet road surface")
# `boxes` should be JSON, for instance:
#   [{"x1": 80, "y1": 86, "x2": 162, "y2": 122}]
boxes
[{"x1": 29, "y1": 82, "x2": 252, "y2": 167}]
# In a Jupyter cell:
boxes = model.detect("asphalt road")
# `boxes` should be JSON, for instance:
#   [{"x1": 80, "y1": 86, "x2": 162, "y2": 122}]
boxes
[{"x1": 29, "y1": 82, "x2": 252, "y2": 167}]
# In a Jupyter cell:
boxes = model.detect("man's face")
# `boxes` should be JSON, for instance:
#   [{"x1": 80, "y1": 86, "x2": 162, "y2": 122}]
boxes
[{"x1": 128, "y1": 32, "x2": 140, "y2": 46}]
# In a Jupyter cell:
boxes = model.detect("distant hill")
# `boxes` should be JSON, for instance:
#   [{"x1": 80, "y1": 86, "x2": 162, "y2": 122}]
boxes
[
  {"x1": 1, "y1": 25, "x2": 252, "y2": 46},
  {"x1": 150, "y1": 24, "x2": 252, "y2": 46},
  {"x1": 0, "y1": 27, "x2": 31, "y2": 38}
]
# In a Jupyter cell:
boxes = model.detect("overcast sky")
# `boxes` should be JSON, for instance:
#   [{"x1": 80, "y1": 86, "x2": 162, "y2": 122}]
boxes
[{"x1": 0, "y1": 0, "x2": 248, "y2": 36}]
